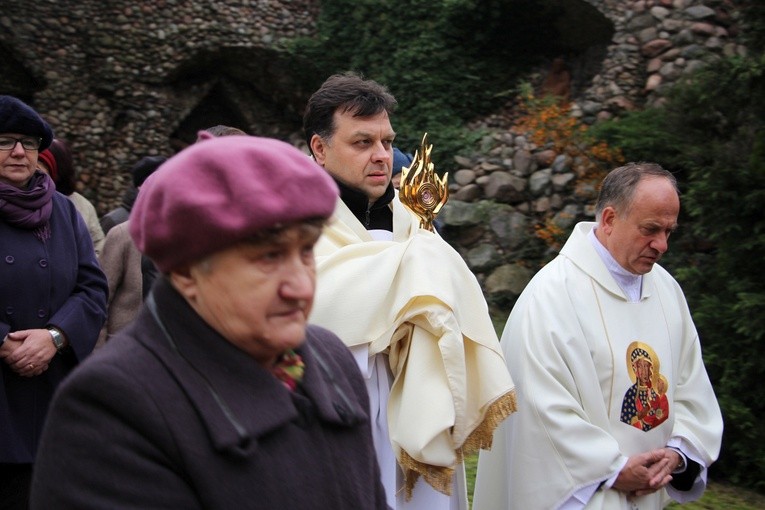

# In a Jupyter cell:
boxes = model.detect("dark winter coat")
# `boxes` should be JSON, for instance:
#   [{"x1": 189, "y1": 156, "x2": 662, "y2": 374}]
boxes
[
  {"x1": 0, "y1": 192, "x2": 108, "y2": 462},
  {"x1": 31, "y1": 278, "x2": 387, "y2": 509}
]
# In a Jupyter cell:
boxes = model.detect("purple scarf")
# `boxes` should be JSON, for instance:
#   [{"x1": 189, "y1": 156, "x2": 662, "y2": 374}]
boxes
[{"x1": 0, "y1": 171, "x2": 55, "y2": 240}]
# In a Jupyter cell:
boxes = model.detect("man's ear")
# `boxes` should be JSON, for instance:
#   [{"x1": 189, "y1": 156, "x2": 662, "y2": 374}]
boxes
[
  {"x1": 310, "y1": 134, "x2": 327, "y2": 166},
  {"x1": 600, "y1": 206, "x2": 617, "y2": 234}
]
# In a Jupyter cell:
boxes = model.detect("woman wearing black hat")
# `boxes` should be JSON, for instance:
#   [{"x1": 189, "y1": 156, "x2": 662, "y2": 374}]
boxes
[{"x1": 0, "y1": 95, "x2": 108, "y2": 509}]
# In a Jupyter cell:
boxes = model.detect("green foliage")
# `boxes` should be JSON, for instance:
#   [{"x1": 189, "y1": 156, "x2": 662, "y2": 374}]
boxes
[
  {"x1": 594, "y1": 54, "x2": 765, "y2": 491},
  {"x1": 287, "y1": 0, "x2": 494, "y2": 167},
  {"x1": 286, "y1": 0, "x2": 610, "y2": 171},
  {"x1": 735, "y1": 1, "x2": 765, "y2": 51}
]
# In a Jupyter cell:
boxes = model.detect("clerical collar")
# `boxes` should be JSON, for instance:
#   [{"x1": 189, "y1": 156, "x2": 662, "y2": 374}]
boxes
[
  {"x1": 588, "y1": 227, "x2": 643, "y2": 302},
  {"x1": 334, "y1": 178, "x2": 394, "y2": 231}
]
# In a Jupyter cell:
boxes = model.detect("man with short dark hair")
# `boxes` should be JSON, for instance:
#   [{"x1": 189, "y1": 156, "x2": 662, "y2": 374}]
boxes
[
  {"x1": 473, "y1": 162, "x2": 724, "y2": 510},
  {"x1": 304, "y1": 72, "x2": 516, "y2": 510}
]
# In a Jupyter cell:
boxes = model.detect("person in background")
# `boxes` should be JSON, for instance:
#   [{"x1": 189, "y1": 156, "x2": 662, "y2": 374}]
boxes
[
  {"x1": 0, "y1": 95, "x2": 108, "y2": 509},
  {"x1": 96, "y1": 157, "x2": 167, "y2": 346},
  {"x1": 473, "y1": 162, "x2": 723, "y2": 510},
  {"x1": 390, "y1": 146, "x2": 413, "y2": 190},
  {"x1": 31, "y1": 136, "x2": 387, "y2": 509},
  {"x1": 99, "y1": 155, "x2": 166, "y2": 235},
  {"x1": 303, "y1": 72, "x2": 516, "y2": 509},
  {"x1": 37, "y1": 138, "x2": 105, "y2": 255},
  {"x1": 195, "y1": 124, "x2": 247, "y2": 141},
  {"x1": 96, "y1": 126, "x2": 244, "y2": 348}
]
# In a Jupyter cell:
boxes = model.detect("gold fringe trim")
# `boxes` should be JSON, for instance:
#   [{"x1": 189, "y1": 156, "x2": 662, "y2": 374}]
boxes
[
  {"x1": 399, "y1": 388, "x2": 518, "y2": 500},
  {"x1": 400, "y1": 449, "x2": 455, "y2": 500},
  {"x1": 461, "y1": 389, "x2": 517, "y2": 456}
]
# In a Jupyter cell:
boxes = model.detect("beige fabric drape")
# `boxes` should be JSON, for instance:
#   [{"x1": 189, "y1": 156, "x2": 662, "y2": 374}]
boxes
[{"x1": 310, "y1": 196, "x2": 516, "y2": 497}]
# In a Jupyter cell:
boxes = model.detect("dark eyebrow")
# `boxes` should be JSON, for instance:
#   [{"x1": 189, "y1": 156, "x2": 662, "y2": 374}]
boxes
[{"x1": 350, "y1": 129, "x2": 396, "y2": 139}]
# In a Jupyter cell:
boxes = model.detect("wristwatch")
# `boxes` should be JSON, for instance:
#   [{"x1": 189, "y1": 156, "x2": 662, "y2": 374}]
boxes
[{"x1": 48, "y1": 327, "x2": 66, "y2": 353}]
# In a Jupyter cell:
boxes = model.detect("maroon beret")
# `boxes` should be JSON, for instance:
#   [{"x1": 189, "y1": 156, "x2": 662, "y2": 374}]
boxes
[
  {"x1": 37, "y1": 149, "x2": 58, "y2": 181},
  {"x1": 129, "y1": 136, "x2": 338, "y2": 272}
]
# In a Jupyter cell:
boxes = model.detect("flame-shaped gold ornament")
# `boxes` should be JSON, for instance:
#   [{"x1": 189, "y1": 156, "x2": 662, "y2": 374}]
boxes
[{"x1": 398, "y1": 133, "x2": 449, "y2": 232}]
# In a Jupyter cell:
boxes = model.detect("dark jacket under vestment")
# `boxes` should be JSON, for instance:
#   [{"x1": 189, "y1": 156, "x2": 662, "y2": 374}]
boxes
[
  {"x1": 31, "y1": 278, "x2": 387, "y2": 509},
  {"x1": 336, "y1": 179, "x2": 394, "y2": 231}
]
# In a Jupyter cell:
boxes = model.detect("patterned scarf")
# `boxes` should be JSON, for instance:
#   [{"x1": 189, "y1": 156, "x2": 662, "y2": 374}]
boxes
[
  {"x1": 270, "y1": 349, "x2": 305, "y2": 391},
  {"x1": 0, "y1": 170, "x2": 55, "y2": 240}
]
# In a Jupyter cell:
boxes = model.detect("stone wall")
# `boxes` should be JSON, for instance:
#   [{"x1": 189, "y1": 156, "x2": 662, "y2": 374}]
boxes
[
  {"x1": 0, "y1": 0, "x2": 749, "y2": 312},
  {"x1": 577, "y1": 0, "x2": 745, "y2": 121},
  {"x1": 433, "y1": 0, "x2": 748, "y2": 315},
  {"x1": 1, "y1": 0, "x2": 319, "y2": 210}
]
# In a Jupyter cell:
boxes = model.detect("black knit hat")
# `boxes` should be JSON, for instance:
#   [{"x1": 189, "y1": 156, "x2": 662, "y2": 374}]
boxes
[
  {"x1": 0, "y1": 95, "x2": 54, "y2": 150},
  {"x1": 130, "y1": 155, "x2": 167, "y2": 187}
]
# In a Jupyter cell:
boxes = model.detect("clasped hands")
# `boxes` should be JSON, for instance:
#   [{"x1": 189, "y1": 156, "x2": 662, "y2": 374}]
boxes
[
  {"x1": 0, "y1": 329, "x2": 57, "y2": 377},
  {"x1": 613, "y1": 447, "x2": 683, "y2": 498}
]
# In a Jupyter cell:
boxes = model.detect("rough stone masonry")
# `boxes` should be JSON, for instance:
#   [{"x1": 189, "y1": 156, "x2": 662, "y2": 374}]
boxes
[{"x1": 0, "y1": 0, "x2": 749, "y2": 311}]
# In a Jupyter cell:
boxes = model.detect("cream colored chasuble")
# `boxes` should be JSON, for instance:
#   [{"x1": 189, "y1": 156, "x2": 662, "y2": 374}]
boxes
[
  {"x1": 473, "y1": 222, "x2": 722, "y2": 510},
  {"x1": 310, "y1": 195, "x2": 516, "y2": 509}
]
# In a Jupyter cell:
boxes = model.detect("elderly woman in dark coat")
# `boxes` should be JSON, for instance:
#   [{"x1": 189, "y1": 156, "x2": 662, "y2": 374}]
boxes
[
  {"x1": 0, "y1": 96, "x2": 108, "y2": 508},
  {"x1": 31, "y1": 135, "x2": 387, "y2": 509}
]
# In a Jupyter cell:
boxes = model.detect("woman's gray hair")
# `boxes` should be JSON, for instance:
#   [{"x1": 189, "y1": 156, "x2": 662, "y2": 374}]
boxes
[{"x1": 595, "y1": 162, "x2": 679, "y2": 221}]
